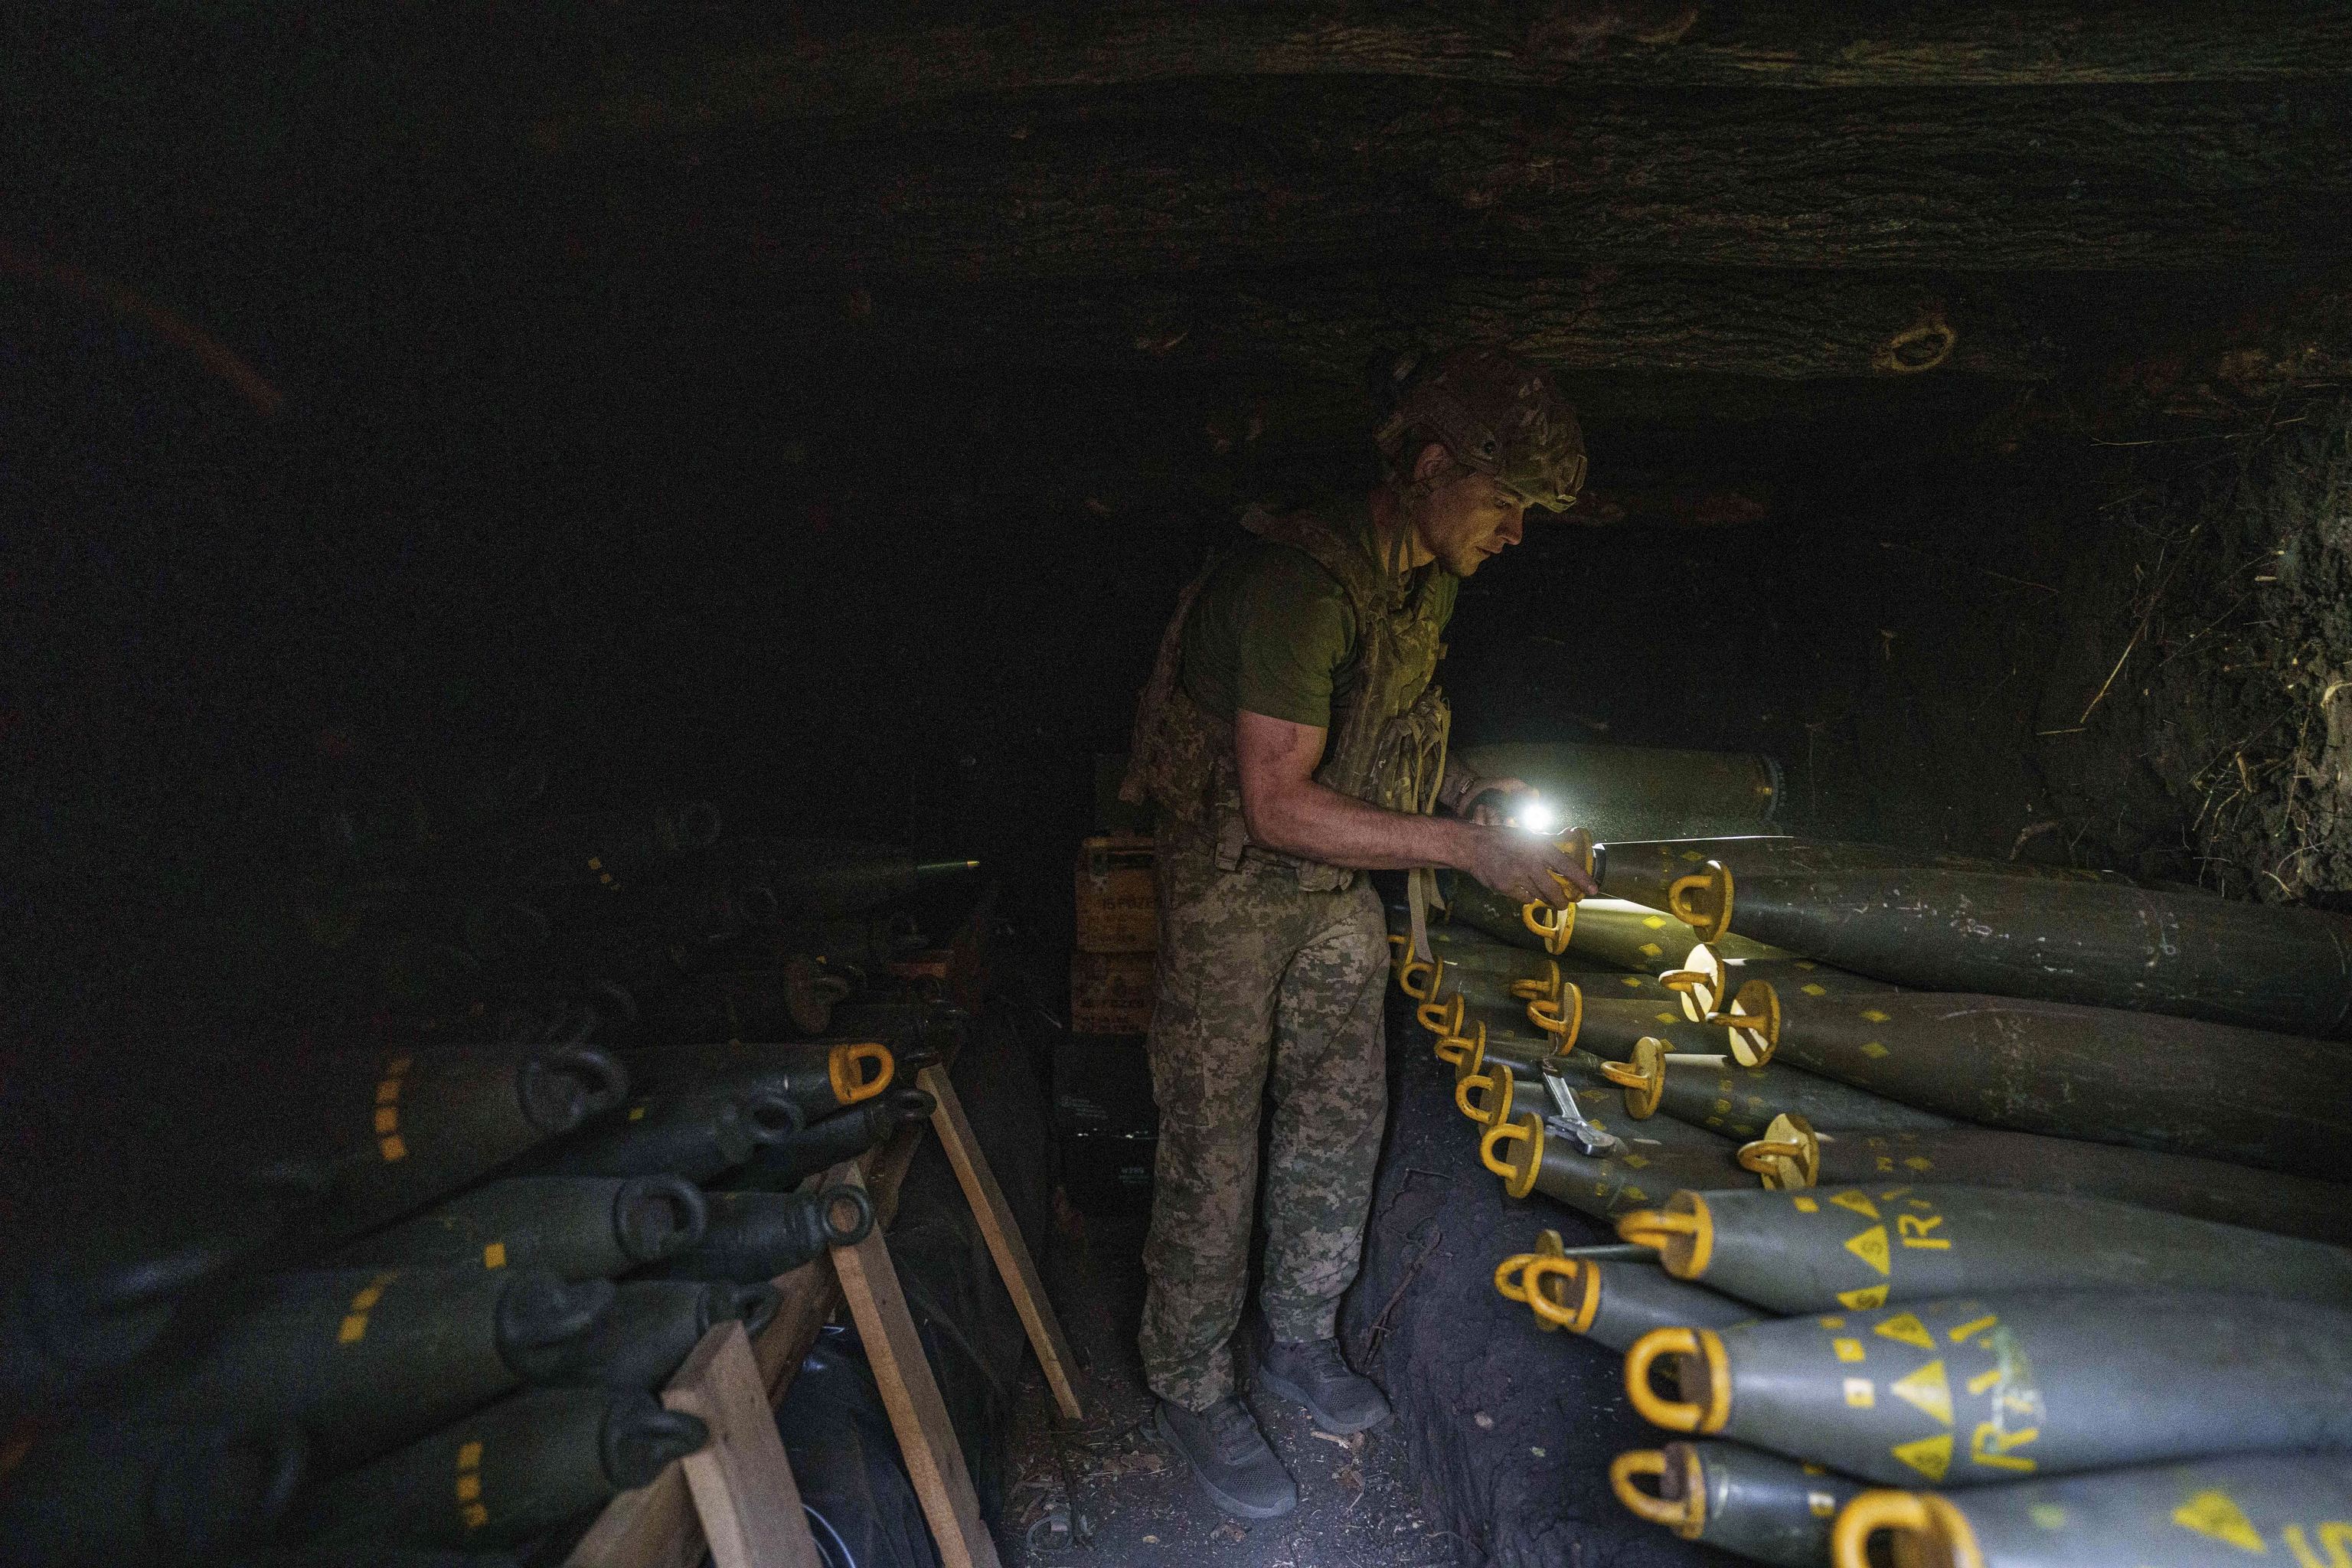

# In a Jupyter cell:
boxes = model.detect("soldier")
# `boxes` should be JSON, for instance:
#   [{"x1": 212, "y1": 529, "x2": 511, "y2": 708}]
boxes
[{"x1": 1120, "y1": 347, "x2": 1596, "y2": 1518}]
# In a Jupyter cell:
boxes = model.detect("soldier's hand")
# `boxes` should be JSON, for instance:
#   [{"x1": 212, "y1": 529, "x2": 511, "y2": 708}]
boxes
[{"x1": 1465, "y1": 826, "x2": 1599, "y2": 909}]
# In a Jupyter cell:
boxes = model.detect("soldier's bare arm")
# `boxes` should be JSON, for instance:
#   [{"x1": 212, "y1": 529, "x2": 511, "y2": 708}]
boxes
[{"x1": 1234, "y1": 711, "x2": 1596, "y2": 905}]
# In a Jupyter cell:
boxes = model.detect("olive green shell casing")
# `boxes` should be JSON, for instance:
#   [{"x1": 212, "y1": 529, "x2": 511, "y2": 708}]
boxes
[
  {"x1": 1764, "y1": 986, "x2": 2352, "y2": 1179},
  {"x1": 1618, "y1": 1183, "x2": 2352, "y2": 1314},
  {"x1": 1610, "y1": 1439, "x2": 1863, "y2": 1568},
  {"x1": 294, "y1": 1386, "x2": 707, "y2": 1550},
  {"x1": 334, "y1": 1175, "x2": 707, "y2": 1279},
  {"x1": 1713, "y1": 866, "x2": 2352, "y2": 1037},
  {"x1": 1624, "y1": 1292, "x2": 2352, "y2": 1489},
  {"x1": 1833, "y1": 1452, "x2": 2352, "y2": 1568}
]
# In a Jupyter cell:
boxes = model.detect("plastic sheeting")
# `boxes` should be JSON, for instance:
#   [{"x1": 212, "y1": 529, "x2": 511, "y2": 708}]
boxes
[{"x1": 1341, "y1": 992, "x2": 1733, "y2": 1568}]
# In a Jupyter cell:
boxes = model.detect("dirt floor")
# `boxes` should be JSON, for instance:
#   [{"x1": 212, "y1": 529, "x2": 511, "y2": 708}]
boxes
[{"x1": 998, "y1": 1204, "x2": 1458, "y2": 1568}]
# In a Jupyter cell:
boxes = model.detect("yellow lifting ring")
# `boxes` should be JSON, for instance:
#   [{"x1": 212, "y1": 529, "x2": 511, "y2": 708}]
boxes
[
  {"x1": 1385, "y1": 933, "x2": 1410, "y2": 975},
  {"x1": 1520, "y1": 1253, "x2": 1601, "y2": 1334},
  {"x1": 1599, "y1": 1036, "x2": 1668, "y2": 1119},
  {"x1": 828, "y1": 1041, "x2": 895, "y2": 1106},
  {"x1": 1608, "y1": 1449, "x2": 1707, "y2": 1538},
  {"x1": 1416, "y1": 991, "x2": 1465, "y2": 1040},
  {"x1": 1664, "y1": 861, "x2": 1734, "y2": 944},
  {"x1": 1521, "y1": 897, "x2": 1576, "y2": 955},
  {"x1": 1831, "y1": 1491, "x2": 1982, "y2": 1568},
  {"x1": 1399, "y1": 952, "x2": 1446, "y2": 1003},
  {"x1": 1879, "y1": 312, "x2": 1957, "y2": 375},
  {"x1": 1494, "y1": 1230, "x2": 1570, "y2": 1328},
  {"x1": 1713, "y1": 978, "x2": 1781, "y2": 1067},
  {"x1": 1479, "y1": 1112, "x2": 1544, "y2": 1198},
  {"x1": 1433, "y1": 1018, "x2": 1485, "y2": 1069},
  {"x1": 1456, "y1": 1063, "x2": 1516, "y2": 1126},
  {"x1": 1525, "y1": 981, "x2": 1583, "y2": 1047},
  {"x1": 1617, "y1": 1194, "x2": 1716, "y2": 1279},
  {"x1": 1508, "y1": 959, "x2": 1563, "y2": 1007},
  {"x1": 1736, "y1": 1112, "x2": 1820, "y2": 1190},
  {"x1": 1623, "y1": 1327, "x2": 1733, "y2": 1436},
  {"x1": 1494, "y1": 1250, "x2": 1540, "y2": 1303}
]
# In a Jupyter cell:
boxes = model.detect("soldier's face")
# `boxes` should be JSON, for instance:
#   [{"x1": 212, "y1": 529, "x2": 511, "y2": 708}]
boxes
[{"x1": 1413, "y1": 462, "x2": 1528, "y2": 577}]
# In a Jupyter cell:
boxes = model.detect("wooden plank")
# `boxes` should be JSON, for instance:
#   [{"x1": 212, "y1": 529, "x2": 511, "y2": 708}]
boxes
[
  {"x1": 564, "y1": 1457, "x2": 703, "y2": 1568},
  {"x1": 826, "y1": 1159, "x2": 1004, "y2": 1568},
  {"x1": 916, "y1": 1063, "x2": 1084, "y2": 1421},
  {"x1": 666, "y1": 1321, "x2": 826, "y2": 1568},
  {"x1": 571, "y1": 1034, "x2": 955, "y2": 1568}
]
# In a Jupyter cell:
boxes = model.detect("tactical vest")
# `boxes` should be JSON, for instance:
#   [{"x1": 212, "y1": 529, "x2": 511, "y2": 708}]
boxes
[{"x1": 1121, "y1": 501, "x2": 1452, "y2": 891}]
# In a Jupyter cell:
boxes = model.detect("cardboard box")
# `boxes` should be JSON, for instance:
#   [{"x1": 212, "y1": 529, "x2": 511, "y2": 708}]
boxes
[
  {"x1": 1070, "y1": 949, "x2": 1155, "y2": 1035},
  {"x1": 1057, "y1": 1129, "x2": 1158, "y2": 1215},
  {"x1": 1052, "y1": 1030, "x2": 1157, "y2": 1138},
  {"x1": 1075, "y1": 834, "x2": 1157, "y2": 952}
]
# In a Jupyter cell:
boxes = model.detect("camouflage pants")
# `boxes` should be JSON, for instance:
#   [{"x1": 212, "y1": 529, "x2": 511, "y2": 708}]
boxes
[{"x1": 1138, "y1": 824, "x2": 1389, "y2": 1412}]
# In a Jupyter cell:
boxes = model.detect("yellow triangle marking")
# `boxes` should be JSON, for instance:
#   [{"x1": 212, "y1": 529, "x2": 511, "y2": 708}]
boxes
[
  {"x1": 1642, "y1": 916, "x2": 1668, "y2": 929},
  {"x1": 1838, "y1": 1285, "x2": 1890, "y2": 1309},
  {"x1": 2171, "y1": 1490, "x2": 2267, "y2": 1554},
  {"x1": 1681, "y1": 851, "x2": 1704, "y2": 862},
  {"x1": 1653, "y1": 1011, "x2": 1681, "y2": 1024},
  {"x1": 1890, "y1": 1433, "x2": 1953, "y2": 1482},
  {"x1": 1621, "y1": 976, "x2": 1645, "y2": 988},
  {"x1": 1638, "y1": 942, "x2": 1663, "y2": 958},
  {"x1": 1860, "y1": 1042, "x2": 1890, "y2": 1058},
  {"x1": 1802, "y1": 983, "x2": 1828, "y2": 997},
  {"x1": 1904, "y1": 1156, "x2": 1934, "y2": 1171},
  {"x1": 1844, "y1": 1225, "x2": 1891, "y2": 1276},
  {"x1": 1860, "y1": 1008, "x2": 1892, "y2": 1023},
  {"x1": 1793, "y1": 1196, "x2": 1820, "y2": 1214},
  {"x1": 1890, "y1": 1360, "x2": 1953, "y2": 1426},
  {"x1": 1875, "y1": 1313, "x2": 1935, "y2": 1351},
  {"x1": 1831, "y1": 1191, "x2": 1881, "y2": 1220}
]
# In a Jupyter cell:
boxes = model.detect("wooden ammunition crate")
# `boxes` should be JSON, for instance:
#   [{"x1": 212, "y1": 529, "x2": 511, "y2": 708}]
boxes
[
  {"x1": 1075, "y1": 834, "x2": 1157, "y2": 952},
  {"x1": 1070, "y1": 949, "x2": 1155, "y2": 1034}
]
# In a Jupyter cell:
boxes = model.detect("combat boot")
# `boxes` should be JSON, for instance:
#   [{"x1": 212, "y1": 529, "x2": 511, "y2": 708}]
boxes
[
  {"x1": 1256, "y1": 1337, "x2": 1391, "y2": 1435},
  {"x1": 1154, "y1": 1396, "x2": 1298, "y2": 1520}
]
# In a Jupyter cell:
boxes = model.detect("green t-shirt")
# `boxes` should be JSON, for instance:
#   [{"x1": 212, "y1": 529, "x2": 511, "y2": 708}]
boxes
[{"x1": 1177, "y1": 508, "x2": 1459, "y2": 730}]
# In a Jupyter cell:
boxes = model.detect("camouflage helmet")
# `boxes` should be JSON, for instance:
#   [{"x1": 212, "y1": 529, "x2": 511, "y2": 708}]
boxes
[{"x1": 1376, "y1": 346, "x2": 1586, "y2": 511}]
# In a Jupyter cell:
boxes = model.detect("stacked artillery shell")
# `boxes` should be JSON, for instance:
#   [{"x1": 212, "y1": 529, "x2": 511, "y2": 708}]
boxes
[
  {"x1": 1614, "y1": 1183, "x2": 2352, "y2": 1313},
  {"x1": 529, "y1": 1279, "x2": 781, "y2": 1390},
  {"x1": 1750, "y1": 985, "x2": 2352, "y2": 1178},
  {"x1": 710, "y1": 837, "x2": 980, "y2": 919},
  {"x1": 1588, "y1": 834, "x2": 2131, "y2": 916},
  {"x1": 0, "y1": 1170, "x2": 325, "y2": 1415},
  {"x1": 1831, "y1": 1452, "x2": 2352, "y2": 1568},
  {"x1": 651, "y1": 1186, "x2": 877, "y2": 1281},
  {"x1": 1478, "y1": 1107, "x2": 1749, "y2": 1220},
  {"x1": 1691, "y1": 864, "x2": 2352, "y2": 1036},
  {"x1": 333, "y1": 1174, "x2": 709, "y2": 1278},
  {"x1": 136, "y1": 1266, "x2": 613, "y2": 1466},
  {"x1": 1450, "y1": 878, "x2": 1785, "y2": 981},
  {"x1": 259, "y1": 1040, "x2": 632, "y2": 1238},
  {"x1": 723, "y1": 1086, "x2": 939, "y2": 1191},
  {"x1": 291, "y1": 1386, "x2": 709, "y2": 1550},
  {"x1": 619, "y1": 1036, "x2": 901, "y2": 1118},
  {"x1": 1452, "y1": 741, "x2": 1782, "y2": 841},
  {"x1": 1747, "y1": 1123, "x2": 2352, "y2": 1246},
  {"x1": 518, "y1": 1087, "x2": 795, "y2": 1183},
  {"x1": 0, "y1": 1416, "x2": 308, "y2": 1567},
  {"x1": 1582, "y1": 1035, "x2": 1957, "y2": 1139},
  {"x1": 1494, "y1": 1231, "x2": 1754, "y2": 1350},
  {"x1": 1610, "y1": 1440, "x2": 1864, "y2": 1568},
  {"x1": 1621, "y1": 1292, "x2": 2352, "y2": 1485}
]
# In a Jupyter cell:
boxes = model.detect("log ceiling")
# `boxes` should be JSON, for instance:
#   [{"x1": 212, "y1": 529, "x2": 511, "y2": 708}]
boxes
[{"x1": 14, "y1": 2, "x2": 2352, "y2": 440}]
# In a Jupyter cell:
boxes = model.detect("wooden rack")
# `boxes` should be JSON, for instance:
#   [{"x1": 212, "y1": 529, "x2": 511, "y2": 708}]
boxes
[{"x1": 567, "y1": 1060, "x2": 1080, "y2": 1568}]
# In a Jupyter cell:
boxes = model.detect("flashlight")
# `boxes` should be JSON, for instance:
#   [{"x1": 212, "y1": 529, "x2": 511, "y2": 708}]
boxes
[{"x1": 1511, "y1": 796, "x2": 1560, "y2": 835}]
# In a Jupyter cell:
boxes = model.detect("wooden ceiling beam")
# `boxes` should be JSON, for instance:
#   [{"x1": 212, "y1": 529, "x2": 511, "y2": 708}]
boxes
[{"x1": 550, "y1": 2, "x2": 2352, "y2": 136}]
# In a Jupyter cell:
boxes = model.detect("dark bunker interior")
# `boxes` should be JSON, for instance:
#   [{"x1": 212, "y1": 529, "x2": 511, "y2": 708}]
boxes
[{"x1": 9, "y1": 8, "x2": 2352, "y2": 1568}]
